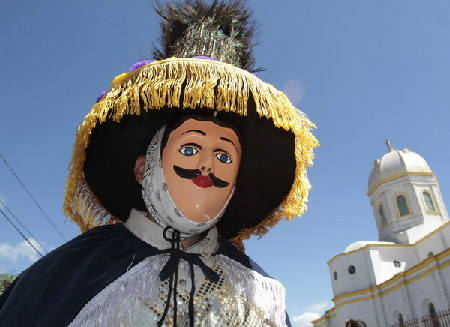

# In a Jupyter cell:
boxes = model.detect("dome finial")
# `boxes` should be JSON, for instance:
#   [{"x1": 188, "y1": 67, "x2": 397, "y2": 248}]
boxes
[{"x1": 385, "y1": 139, "x2": 394, "y2": 152}]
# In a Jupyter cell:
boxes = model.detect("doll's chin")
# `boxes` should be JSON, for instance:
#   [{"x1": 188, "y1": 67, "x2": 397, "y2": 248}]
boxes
[{"x1": 182, "y1": 211, "x2": 217, "y2": 223}]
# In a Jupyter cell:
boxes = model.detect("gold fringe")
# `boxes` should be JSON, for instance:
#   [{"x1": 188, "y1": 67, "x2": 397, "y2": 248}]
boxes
[{"x1": 64, "y1": 58, "x2": 318, "y2": 243}]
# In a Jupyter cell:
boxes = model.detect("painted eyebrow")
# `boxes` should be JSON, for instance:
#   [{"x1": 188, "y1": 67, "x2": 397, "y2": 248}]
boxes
[
  {"x1": 220, "y1": 136, "x2": 239, "y2": 152},
  {"x1": 181, "y1": 129, "x2": 206, "y2": 136}
]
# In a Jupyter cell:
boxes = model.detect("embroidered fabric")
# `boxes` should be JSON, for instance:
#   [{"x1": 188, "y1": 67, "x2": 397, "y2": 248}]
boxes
[
  {"x1": 217, "y1": 254, "x2": 288, "y2": 327},
  {"x1": 69, "y1": 254, "x2": 287, "y2": 326},
  {"x1": 124, "y1": 209, "x2": 219, "y2": 259},
  {"x1": 69, "y1": 256, "x2": 166, "y2": 327}
]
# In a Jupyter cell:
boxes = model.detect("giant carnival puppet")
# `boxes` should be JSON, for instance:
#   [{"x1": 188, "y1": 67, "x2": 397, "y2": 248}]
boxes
[{"x1": 0, "y1": 0, "x2": 317, "y2": 326}]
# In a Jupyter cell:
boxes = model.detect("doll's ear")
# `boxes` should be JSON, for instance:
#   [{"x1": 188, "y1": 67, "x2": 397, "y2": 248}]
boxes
[{"x1": 134, "y1": 155, "x2": 146, "y2": 184}]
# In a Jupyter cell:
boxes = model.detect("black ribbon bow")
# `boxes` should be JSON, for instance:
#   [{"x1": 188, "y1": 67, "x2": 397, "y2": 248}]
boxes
[{"x1": 157, "y1": 227, "x2": 219, "y2": 327}]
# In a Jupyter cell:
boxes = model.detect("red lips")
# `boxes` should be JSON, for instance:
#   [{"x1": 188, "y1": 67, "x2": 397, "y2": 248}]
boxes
[{"x1": 192, "y1": 175, "x2": 213, "y2": 188}]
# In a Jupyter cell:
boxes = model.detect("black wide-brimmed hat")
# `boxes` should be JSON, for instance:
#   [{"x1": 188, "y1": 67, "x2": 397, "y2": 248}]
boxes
[{"x1": 64, "y1": 0, "x2": 318, "y2": 245}]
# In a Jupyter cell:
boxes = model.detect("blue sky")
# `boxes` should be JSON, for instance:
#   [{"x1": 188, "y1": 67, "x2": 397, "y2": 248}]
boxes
[{"x1": 1, "y1": 1, "x2": 450, "y2": 326}]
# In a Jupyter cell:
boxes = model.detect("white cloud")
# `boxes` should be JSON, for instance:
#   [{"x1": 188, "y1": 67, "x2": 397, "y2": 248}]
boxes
[
  {"x1": 292, "y1": 312, "x2": 321, "y2": 327},
  {"x1": 0, "y1": 239, "x2": 44, "y2": 263},
  {"x1": 307, "y1": 301, "x2": 333, "y2": 313},
  {"x1": 292, "y1": 301, "x2": 333, "y2": 327}
]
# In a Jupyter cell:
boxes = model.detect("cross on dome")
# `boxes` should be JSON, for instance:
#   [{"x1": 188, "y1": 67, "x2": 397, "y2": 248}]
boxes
[{"x1": 385, "y1": 139, "x2": 394, "y2": 152}]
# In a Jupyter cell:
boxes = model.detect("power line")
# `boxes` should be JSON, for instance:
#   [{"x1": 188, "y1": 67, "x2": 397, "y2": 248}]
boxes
[
  {"x1": 0, "y1": 153, "x2": 67, "y2": 241},
  {"x1": 0, "y1": 206, "x2": 44, "y2": 258},
  {"x1": 0, "y1": 199, "x2": 49, "y2": 254}
]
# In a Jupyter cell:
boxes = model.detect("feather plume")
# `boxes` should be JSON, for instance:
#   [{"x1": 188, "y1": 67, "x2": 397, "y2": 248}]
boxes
[{"x1": 153, "y1": 0, "x2": 261, "y2": 72}]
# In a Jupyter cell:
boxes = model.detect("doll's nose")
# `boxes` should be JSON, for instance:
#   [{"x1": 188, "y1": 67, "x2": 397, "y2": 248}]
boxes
[{"x1": 198, "y1": 153, "x2": 214, "y2": 173}]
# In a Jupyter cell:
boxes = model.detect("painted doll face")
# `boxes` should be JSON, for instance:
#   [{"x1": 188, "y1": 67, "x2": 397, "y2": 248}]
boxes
[{"x1": 161, "y1": 118, "x2": 242, "y2": 223}]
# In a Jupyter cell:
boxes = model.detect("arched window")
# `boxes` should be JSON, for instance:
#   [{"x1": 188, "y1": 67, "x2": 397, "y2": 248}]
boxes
[
  {"x1": 378, "y1": 204, "x2": 387, "y2": 226},
  {"x1": 428, "y1": 303, "x2": 440, "y2": 327},
  {"x1": 429, "y1": 303, "x2": 437, "y2": 314},
  {"x1": 396, "y1": 194, "x2": 410, "y2": 217},
  {"x1": 423, "y1": 191, "x2": 436, "y2": 212},
  {"x1": 334, "y1": 271, "x2": 337, "y2": 280},
  {"x1": 398, "y1": 313, "x2": 405, "y2": 327}
]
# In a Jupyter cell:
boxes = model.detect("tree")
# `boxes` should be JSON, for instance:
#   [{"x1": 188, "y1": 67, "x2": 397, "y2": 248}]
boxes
[{"x1": 0, "y1": 273, "x2": 16, "y2": 295}]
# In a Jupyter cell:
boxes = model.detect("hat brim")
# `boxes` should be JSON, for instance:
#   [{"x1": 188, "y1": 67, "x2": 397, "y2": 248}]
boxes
[
  {"x1": 83, "y1": 104, "x2": 296, "y2": 241},
  {"x1": 65, "y1": 58, "x2": 317, "y2": 243}
]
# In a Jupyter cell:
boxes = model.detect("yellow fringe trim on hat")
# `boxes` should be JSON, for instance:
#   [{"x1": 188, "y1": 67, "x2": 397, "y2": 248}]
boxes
[{"x1": 64, "y1": 58, "x2": 318, "y2": 241}]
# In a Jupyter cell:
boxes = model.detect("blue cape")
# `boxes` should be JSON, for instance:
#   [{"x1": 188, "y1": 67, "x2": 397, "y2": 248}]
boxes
[{"x1": 0, "y1": 224, "x2": 291, "y2": 326}]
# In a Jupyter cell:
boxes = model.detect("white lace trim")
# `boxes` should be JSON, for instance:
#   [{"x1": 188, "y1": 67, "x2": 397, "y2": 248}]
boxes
[
  {"x1": 69, "y1": 255, "x2": 165, "y2": 327},
  {"x1": 69, "y1": 254, "x2": 287, "y2": 327},
  {"x1": 217, "y1": 254, "x2": 288, "y2": 327}
]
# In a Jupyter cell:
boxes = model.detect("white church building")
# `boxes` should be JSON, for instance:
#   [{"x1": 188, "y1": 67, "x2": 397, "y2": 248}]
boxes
[{"x1": 313, "y1": 144, "x2": 450, "y2": 327}]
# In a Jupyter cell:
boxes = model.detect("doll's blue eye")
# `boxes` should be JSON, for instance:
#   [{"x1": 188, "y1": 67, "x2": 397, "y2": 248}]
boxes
[
  {"x1": 179, "y1": 147, "x2": 198, "y2": 156},
  {"x1": 216, "y1": 153, "x2": 232, "y2": 164}
]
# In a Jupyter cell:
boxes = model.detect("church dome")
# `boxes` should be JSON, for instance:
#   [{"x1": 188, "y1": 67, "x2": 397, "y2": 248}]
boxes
[{"x1": 368, "y1": 145, "x2": 431, "y2": 194}]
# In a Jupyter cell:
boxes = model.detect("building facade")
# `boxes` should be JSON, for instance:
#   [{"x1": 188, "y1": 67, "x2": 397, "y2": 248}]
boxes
[{"x1": 313, "y1": 146, "x2": 450, "y2": 327}]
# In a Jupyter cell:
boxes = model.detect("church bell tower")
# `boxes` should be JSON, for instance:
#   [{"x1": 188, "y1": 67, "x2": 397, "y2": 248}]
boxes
[{"x1": 367, "y1": 141, "x2": 448, "y2": 244}]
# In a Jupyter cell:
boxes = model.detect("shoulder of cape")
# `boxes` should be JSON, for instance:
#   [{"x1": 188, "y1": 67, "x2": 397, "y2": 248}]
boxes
[
  {"x1": 0, "y1": 224, "x2": 158, "y2": 326},
  {"x1": 215, "y1": 237, "x2": 291, "y2": 326},
  {"x1": 215, "y1": 237, "x2": 274, "y2": 279}
]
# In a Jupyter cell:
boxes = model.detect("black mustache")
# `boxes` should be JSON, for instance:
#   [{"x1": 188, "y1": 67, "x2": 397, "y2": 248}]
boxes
[
  {"x1": 173, "y1": 166, "x2": 230, "y2": 188},
  {"x1": 173, "y1": 166, "x2": 201, "y2": 179}
]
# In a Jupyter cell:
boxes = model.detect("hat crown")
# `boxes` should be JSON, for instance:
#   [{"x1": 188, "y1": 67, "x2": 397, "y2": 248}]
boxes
[{"x1": 64, "y1": 1, "x2": 318, "y2": 246}]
